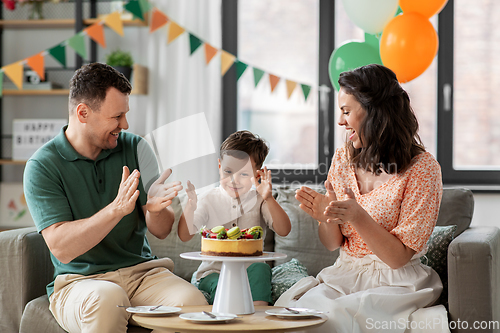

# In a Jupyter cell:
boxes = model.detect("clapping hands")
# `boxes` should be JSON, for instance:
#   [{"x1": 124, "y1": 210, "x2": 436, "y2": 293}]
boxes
[
  {"x1": 253, "y1": 166, "x2": 273, "y2": 200},
  {"x1": 295, "y1": 180, "x2": 338, "y2": 223},
  {"x1": 146, "y1": 169, "x2": 182, "y2": 214}
]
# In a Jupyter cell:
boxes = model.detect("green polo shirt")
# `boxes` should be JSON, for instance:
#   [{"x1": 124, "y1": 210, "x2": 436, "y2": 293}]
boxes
[{"x1": 23, "y1": 126, "x2": 160, "y2": 297}]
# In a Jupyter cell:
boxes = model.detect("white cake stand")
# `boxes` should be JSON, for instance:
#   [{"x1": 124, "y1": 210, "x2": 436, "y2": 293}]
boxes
[{"x1": 180, "y1": 251, "x2": 286, "y2": 315}]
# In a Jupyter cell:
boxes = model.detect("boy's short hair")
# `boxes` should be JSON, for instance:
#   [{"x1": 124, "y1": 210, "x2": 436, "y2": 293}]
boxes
[{"x1": 220, "y1": 130, "x2": 269, "y2": 170}]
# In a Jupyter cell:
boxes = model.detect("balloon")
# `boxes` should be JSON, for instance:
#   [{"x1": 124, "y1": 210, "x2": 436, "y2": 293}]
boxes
[
  {"x1": 329, "y1": 38, "x2": 382, "y2": 91},
  {"x1": 399, "y1": 0, "x2": 448, "y2": 19},
  {"x1": 341, "y1": 0, "x2": 399, "y2": 34},
  {"x1": 380, "y1": 12, "x2": 438, "y2": 83}
]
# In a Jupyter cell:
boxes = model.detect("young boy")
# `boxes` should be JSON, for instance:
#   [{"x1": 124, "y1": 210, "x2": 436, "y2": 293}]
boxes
[{"x1": 178, "y1": 130, "x2": 291, "y2": 305}]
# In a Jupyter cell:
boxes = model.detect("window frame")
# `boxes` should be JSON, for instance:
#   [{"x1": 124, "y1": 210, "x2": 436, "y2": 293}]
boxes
[
  {"x1": 223, "y1": 0, "x2": 500, "y2": 188},
  {"x1": 221, "y1": 0, "x2": 336, "y2": 185},
  {"x1": 437, "y1": 0, "x2": 500, "y2": 187}
]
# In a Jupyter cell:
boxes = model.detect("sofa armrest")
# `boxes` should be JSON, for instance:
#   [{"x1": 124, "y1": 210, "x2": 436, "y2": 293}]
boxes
[
  {"x1": 0, "y1": 227, "x2": 54, "y2": 333},
  {"x1": 447, "y1": 226, "x2": 500, "y2": 333}
]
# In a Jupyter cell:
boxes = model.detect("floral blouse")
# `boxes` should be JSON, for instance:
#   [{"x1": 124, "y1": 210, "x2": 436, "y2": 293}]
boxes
[{"x1": 328, "y1": 147, "x2": 443, "y2": 257}]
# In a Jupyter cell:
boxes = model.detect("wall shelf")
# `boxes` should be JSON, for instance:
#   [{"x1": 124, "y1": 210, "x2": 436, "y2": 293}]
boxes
[
  {"x1": 2, "y1": 90, "x2": 70, "y2": 96},
  {"x1": 0, "y1": 159, "x2": 27, "y2": 165},
  {"x1": 0, "y1": 18, "x2": 148, "y2": 29}
]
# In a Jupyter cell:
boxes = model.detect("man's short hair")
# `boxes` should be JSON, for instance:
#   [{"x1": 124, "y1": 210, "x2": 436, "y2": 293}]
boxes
[{"x1": 69, "y1": 62, "x2": 132, "y2": 113}]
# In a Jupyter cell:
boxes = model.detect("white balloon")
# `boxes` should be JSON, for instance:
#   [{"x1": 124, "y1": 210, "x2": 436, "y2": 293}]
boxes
[{"x1": 341, "y1": 0, "x2": 399, "y2": 34}]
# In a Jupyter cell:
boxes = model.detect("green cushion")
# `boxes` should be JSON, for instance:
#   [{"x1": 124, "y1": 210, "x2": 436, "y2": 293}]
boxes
[
  {"x1": 271, "y1": 258, "x2": 309, "y2": 303},
  {"x1": 421, "y1": 225, "x2": 457, "y2": 307}
]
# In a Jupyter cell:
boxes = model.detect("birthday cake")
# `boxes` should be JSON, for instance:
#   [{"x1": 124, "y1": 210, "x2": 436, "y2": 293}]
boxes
[{"x1": 200, "y1": 226, "x2": 263, "y2": 257}]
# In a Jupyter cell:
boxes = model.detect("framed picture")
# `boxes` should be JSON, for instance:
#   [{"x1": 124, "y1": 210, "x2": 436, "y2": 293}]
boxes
[{"x1": 0, "y1": 183, "x2": 34, "y2": 228}]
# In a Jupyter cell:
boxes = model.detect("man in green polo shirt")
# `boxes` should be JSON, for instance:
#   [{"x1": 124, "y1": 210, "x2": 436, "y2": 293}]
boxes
[{"x1": 23, "y1": 63, "x2": 207, "y2": 333}]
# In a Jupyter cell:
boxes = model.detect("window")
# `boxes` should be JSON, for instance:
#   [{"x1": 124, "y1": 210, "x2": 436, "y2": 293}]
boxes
[
  {"x1": 223, "y1": 0, "x2": 500, "y2": 186},
  {"x1": 222, "y1": 0, "x2": 335, "y2": 185},
  {"x1": 438, "y1": 0, "x2": 500, "y2": 185}
]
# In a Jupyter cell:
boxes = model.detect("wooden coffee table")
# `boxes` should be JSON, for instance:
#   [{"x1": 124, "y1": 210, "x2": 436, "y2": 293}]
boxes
[{"x1": 132, "y1": 305, "x2": 327, "y2": 333}]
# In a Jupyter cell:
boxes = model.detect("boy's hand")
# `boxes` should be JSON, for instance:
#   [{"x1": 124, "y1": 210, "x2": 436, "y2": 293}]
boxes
[
  {"x1": 185, "y1": 180, "x2": 198, "y2": 212},
  {"x1": 253, "y1": 166, "x2": 272, "y2": 200}
]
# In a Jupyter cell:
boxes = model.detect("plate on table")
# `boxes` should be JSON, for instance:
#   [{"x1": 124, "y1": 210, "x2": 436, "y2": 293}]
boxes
[
  {"x1": 265, "y1": 307, "x2": 324, "y2": 319},
  {"x1": 179, "y1": 312, "x2": 238, "y2": 323},
  {"x1": 125, "y1": 306, "x2": 181, "y2": 316}
]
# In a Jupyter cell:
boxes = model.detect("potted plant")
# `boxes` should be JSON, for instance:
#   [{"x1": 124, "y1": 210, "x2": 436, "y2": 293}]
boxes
[{"x1": 105, "y1": 49, "x2": 134, "y2": 81}]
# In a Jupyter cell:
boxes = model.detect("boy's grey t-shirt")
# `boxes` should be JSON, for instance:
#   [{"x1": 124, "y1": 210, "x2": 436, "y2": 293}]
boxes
[{"x1": 191, "y1": 186, "x2": 274, "y2": 280}]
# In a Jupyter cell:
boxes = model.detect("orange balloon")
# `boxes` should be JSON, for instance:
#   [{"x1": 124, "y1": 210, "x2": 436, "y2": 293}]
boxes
[
  {"x1": 380, "y1": 13, "x2": 438, "y2": 83},
  {"x1": 399, "y1": 0, "x2": 448, "y2": 19}
]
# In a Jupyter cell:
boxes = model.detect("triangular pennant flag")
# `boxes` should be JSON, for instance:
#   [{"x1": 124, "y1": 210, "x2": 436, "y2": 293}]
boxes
[
  {"x1": 204, "y1": 43, "x2": 218, "y2": 65},
  {"x1": 85, "y1": 23, "x2": 106, "y2": 48},
  {"x1": 168, "y1": 21, "x2": 185, "y2": 44},
  {"x1": 3, "y1": 62, "x2": 23, "y2": 90},
  {"x1": 67, "y1": 34, "x2": 87, "y2": 59},
  {"x1": 49, "y1": 44, "x2": 66, "y2": 67},
  {"x1": 139, "y1": 0, "x2": 153, "y2": 14},
  {"x1": 104, "y1": 12, "x2": 124, "y2": 36},
  {"x1": 0, "y1": 71, "x2": 3, "y2": 97},
  {"x1": 220, "y1": 50, "x2": 236, "y2": 76},
  {"x1": 286, "y1": 80, "x2": 297, "y2": 99},
  {"x1": 26, "y1": 52, "x2": 45, "y2": 81},
  {"x1": 269, "y1": 74, "x2": 280, "y2": 93},
  {"x1": 253, "y1": 67, "x2": 265, "y2": 87},
  {"x1": 124, "y1": 0, "x2": 144, "y2": 21},
  {"x1": 150, "y1": 8, "x2": 168, "y2": 33},
  {"x1": 301, "y1": 84, "x2": 312, "y2": 101},
  {"x1": 236, "y1": 61, "x2": 248, "y2": 81},
  {"x1": 189, "y1": 33, "x2": 203, "y2": 55}
]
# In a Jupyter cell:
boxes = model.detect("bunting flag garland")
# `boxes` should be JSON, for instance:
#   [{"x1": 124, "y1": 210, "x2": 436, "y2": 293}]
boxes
[
  {"x1": 269, "y1": 74, "x2": 280, "y2": 93},
  {"x1": 139, "y1": 0, "x2": 153, "y2": 14},
  {"x1": 48, "y1": 44, "x2": 66, "y2": 68},
  {"x1": 104, "y1": 11, "x2": 124, "y2": 36},
  {"x1": 253, "y1": 67, "x2": 265, "y2": 87},
  {"x1": 286, "y1": 80, "x2": 297, "y2": 99},
  {"x1": 26, "y1": 53, "x2": 45, "y2": 81},
  {"x1": 124, "y1": 0, "x2": 144, "y2": 21},
  {"x1": 168, "y1": 21, "x2": 185, "y2": 44},
  {"x1": 189, "y1": 33, "x2": 203, "y2": 55},
  {"x1": 67, "y1": 34, "x2": 87, "y2": 60},
  {"x1": 204, "y1": 43, "x2": 218, "y2": 65},
  {"x1": 235, "y1": 61, "x2": 248, "y2": 81},
  {"x1": 85, "y1": 23, "x2": 106, "y2": 48},
  {"x1": 220, "y1": 50, "x2": 236, "y2": 76},
  {"x1": 150, "y1": 8, "x2": 168, "y2": 33},
  {"x1": 301, "y1": 84, "x2": 312, "y2": 101},
  {"x1": 1, "y1": 2, "x2": 318, "y2": 102},
  {"x1": 3, "y1": 62, "x2": 24, "y2": 90}
]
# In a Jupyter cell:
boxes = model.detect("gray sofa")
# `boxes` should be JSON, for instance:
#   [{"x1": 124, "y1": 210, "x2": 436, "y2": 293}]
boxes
[{"x1": 1, "y1": 186, "x2": 499, "y2": 333}]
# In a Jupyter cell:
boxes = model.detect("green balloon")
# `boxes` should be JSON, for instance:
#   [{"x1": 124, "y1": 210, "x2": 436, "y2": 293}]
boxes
[{"x1": 328, "y1": 40, "x2": 382, "y2": 91}]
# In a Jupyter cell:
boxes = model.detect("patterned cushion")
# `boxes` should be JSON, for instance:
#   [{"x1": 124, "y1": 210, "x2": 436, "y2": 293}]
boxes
[
  {"x1": 271, "y1": 258, "x2": 309, "y2": 303},
  {"x1": 421, "y1": 225, "x2": 457, "y2": 307}
]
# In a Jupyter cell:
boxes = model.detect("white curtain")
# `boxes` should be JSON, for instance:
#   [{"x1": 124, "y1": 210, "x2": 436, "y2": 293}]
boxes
[
  {"x1": 128, "y1": 0, "x2": 222, "y2": 140},
  {"x1": 127, "y1": 0, "x2": 223, "y2": 189}
]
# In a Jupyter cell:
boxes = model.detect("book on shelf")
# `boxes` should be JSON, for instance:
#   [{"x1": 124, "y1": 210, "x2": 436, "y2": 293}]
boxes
[{"x1": 2, "y1": 81, "x2": 63, "y2": 90}]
